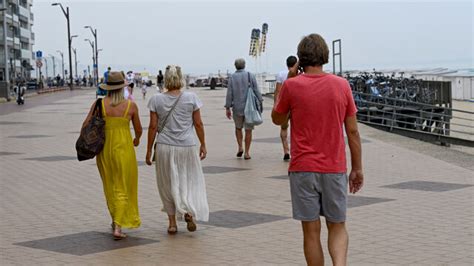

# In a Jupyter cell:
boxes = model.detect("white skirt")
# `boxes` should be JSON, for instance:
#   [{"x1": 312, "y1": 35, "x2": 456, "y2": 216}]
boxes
[{"x1": 155, "y1": 143, "x2": 209, "y2": 222}]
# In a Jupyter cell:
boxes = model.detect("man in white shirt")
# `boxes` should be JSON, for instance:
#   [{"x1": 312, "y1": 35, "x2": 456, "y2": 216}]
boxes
[{"x1": 275, "y1": 55, "x2": 297, "y2": 161}]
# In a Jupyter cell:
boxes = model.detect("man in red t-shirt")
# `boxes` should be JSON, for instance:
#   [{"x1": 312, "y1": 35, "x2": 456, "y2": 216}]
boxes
[{"x1": 272, "y1": 33, "x2": 364, "y2": 266}]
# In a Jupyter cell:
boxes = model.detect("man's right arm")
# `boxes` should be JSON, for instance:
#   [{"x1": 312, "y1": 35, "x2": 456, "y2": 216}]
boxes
[
  {"x1": 274, "y1": 82, "x2": 282, "y2": 104},
  {"x1": 344, "y1": 115, "x2": 364, "y2": 194}
]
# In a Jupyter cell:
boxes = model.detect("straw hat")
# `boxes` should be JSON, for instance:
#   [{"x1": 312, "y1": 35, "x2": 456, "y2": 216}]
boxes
[{"x1": 99, "y1": 71, "x2": 128, "y2": 91}]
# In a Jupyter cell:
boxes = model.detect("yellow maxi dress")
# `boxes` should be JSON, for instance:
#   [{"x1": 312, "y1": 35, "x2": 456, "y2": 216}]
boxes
[{"x1": 96, "y1": 100, "x2": 140, "y2": 228}]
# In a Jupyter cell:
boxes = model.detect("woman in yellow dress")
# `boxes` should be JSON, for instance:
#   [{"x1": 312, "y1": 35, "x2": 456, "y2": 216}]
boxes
[{"x1": 82, "y1": 71, "x2": 143, "y2": 240}]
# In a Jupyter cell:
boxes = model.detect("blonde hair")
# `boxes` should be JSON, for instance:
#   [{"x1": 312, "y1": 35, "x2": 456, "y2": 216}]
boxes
[
  {"x1": 164, "y1": 65, "x2": 184, "y2": 91},
  {"x1": 107, "y1": 88, "x2": 125, "y2": 106}
]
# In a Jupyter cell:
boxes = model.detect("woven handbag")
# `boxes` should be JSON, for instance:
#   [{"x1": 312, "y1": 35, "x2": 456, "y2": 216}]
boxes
[{"x1": 76, "y1": 99, "x2": 105, "y2": 161}]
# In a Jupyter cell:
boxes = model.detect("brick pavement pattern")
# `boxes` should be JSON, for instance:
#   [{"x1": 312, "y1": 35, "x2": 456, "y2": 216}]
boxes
[{"x1": 1, "y1": 88, "x2": 473, "y2": 265}]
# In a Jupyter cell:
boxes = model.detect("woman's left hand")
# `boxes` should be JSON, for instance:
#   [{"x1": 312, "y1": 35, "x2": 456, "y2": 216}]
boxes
[
  {"x1": 133, "y1": 137, "x2": 140, "y2": 147},
  {"x1": 199, "y1": 145, "x2": 207, "y2": 160}
]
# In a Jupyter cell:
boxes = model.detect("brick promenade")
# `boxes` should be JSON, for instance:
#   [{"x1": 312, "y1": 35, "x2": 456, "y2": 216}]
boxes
[{"x1": 1, "y1": 87, "x2": 473, "y2": 265}]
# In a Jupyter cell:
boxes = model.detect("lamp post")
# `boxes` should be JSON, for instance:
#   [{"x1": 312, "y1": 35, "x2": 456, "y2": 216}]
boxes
[
  {"x1": 72, "y1": 47, "x2": 77, "y2": 80},
  {"x1": 84, "y1": 26, "x2": 98, "y2": 86},
  {"x1": 56, "y1": 50, "x2": 64, "y2": 80},
  {"x1": 85, "y1": 38, "x2": 95, "y2": 86},
  {"x1": 52, "y1": 2, "x2": 73, "y2": 90}
]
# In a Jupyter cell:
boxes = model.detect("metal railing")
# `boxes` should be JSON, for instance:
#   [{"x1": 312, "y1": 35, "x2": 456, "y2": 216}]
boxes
[{"x1": 353, "y1": 91, "x2": 474, "y2": 147}]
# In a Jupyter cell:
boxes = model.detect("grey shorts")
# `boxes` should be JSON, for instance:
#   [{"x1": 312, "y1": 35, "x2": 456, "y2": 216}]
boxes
[
  {"x1": 233, "y1": 114, "x2": 254, "y2": 130},
  {"x1": 289, "y1": 172, "x2": 348, "y2": 223}
]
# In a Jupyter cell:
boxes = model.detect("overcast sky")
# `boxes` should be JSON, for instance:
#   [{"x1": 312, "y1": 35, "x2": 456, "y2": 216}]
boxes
[{"x1": 34, "y1": 0, "x2": 472, "y2": 77}]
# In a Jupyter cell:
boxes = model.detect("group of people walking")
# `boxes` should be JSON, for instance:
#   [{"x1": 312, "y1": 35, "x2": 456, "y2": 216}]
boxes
[
  {"x1": 81, "y1": 33, "x2": 364, "y2": 266},
  {"x1": 81, "y1": 66, "x2": 208, "y2": 239}
]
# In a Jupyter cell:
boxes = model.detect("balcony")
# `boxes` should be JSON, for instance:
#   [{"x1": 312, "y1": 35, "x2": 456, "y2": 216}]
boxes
[
  {"x1": 21, "y1": 49, "x2": 31, "y2": 59},
  {"x1": 30, "y1": 13, "x2": 34, "y2": 22},
  {"x1": 13, "y1": 14, "x2": 19, "y2": 23},
  {"x1": 20, "y1": 27, "x2": 30, "y2": 39},
  {"x1": 19, "y1": 5, "x2": 29, "y2": 19}
]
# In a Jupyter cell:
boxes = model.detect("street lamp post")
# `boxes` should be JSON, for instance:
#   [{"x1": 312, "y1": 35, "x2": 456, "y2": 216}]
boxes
[
  {"x1": 56, "y1": 50, "x2": 64, "y2": 80},
  {"x1": 85, "y1": 26, "x2": 98, "y2": 86},
  {"x1": 85, "y1": 38, "x2": 95, "y2": 86},
  {"x1": 72, "y1": 48, "x2": 77, "y2": 80},
  {"x1": 52, "y1": 2, "x2": 73, "y2": 90}
]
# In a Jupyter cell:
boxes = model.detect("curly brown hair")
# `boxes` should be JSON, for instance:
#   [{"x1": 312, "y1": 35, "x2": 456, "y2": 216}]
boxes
[{"x1": 297, "y1": 34, "x2": 329, "y2": 67}]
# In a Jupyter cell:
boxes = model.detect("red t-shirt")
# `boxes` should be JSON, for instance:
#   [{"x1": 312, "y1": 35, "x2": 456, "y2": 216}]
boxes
[{"x1": 274, "y1": 73, "x2": 357, "y2": 173}]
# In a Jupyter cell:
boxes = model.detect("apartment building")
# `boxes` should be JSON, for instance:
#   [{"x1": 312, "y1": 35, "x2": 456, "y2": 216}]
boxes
[{"x1": 0, "y1": 0, "x2": 34, "y2": 83}]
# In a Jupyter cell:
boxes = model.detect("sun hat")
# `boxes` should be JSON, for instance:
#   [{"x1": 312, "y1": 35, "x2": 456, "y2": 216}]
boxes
[{"x1": 99, "y1": 71, "x2": 128, "y2": 91}]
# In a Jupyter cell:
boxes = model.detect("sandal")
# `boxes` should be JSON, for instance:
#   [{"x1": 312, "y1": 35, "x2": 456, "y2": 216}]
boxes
[
  {"x1": 236, "y1": 151, "x2": 243, "y2": 158},
  {"x1": 184, "y1": 213, "x2": 197, "y2": 232},
  {"x1": 167, "y1": 226, "x2": 178, "y2": 235},
  {"x1": 113, "y1": 232, "x2": 127, "y2": 240},
  {"x1": 244, "y1": 155, "x2": 251, "y2": 160}
]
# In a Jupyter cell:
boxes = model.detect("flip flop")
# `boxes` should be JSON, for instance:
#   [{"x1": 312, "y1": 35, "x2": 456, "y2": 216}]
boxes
[
  {"x1": 236, "y1": 151, "x2": 243, "y2": 157},
  {"x1": 244, "y1": 155, "x2": 251, "y2": 160},
  {"x1": 167, "y1": 226, "x2": 178, "y2": 235},
  {"x1": 184, "y1": 213, "x2": 197, "y2": 232}
]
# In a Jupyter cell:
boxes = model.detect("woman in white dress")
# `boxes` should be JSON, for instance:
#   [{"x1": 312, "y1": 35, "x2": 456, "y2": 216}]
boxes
[{"x1": 145, "y1": 65, "x2": 209, "y2": 234}]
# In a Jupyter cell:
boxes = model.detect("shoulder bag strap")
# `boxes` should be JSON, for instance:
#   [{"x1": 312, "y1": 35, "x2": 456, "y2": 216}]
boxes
[
  {"x1": 95, "y1": 98, "x2": 103, "y2": 118},
  {"x1": 158, "y1": 93, "x2": 183, "y2": 134}
]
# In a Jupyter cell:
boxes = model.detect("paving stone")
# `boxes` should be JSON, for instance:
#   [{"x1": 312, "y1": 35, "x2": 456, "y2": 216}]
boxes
[
  {"x1": 8, "y1": 135, "x2": 53, "y2": 139},
  {"x1": 23, "y1": 156, "x2": 77, "y2": 162},
  {"x1": 382, "y1": 181, "x2": 473, "y2": 192},
  {"x1": 0, "y1": 152, "x2": 23, "y2": 156},
  {"x1": 202, "y1": 166, "x2": 249, "y2": 174},
  {"x1": 1, "y1": 88, "x2": 473, "y2": 265},
  {"x1": 0, "y1": 121, "x2": 30, "y2": 125},
  {"x1": 347, "y1": 195, "x2": 395, "y2": 208},
  {"x1": 14, "y1": 231, "x2": 158, "y2": 256},
  {"x1": 265, "y1": 175, "x2": 288, "y2": 180},
  {"x1": 201, "y1": 210, "x2": 289, "y2": 228}
]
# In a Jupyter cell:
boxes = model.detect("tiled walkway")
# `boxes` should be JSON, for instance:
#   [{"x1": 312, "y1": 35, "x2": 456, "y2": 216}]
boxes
[{"x1": 1, "y1": 87, "x2": 473, "y2": 265}]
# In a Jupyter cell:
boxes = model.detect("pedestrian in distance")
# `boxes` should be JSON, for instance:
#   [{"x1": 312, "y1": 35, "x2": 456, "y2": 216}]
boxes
[
  {"x1": 124, "y1": 82, "x2": 135, "y2": 101},
  {"x1": 157, "y1": 70, "x2": 164, "y2": 93},
  {"x1": 141, "y1": 82, "x2": 147, "y2": 100},
  {"x1": 272, "y1": 33, "x2": 364, "y2": 266},
  {"x1": 275, "y1": 55, "x2": 298, "y2": 161},
  {"x1": 104, "y1": 67, "x2": 111, "y2": 83},
  {"x1": 82, "y1": 71, "x2": 143, "y2": 240},
  {"x1": 146, "y1": 65, "x2": 209, "y2": 235},
  {"x1": 225, "y1": 58, "x2": 263, "y2": 160}
]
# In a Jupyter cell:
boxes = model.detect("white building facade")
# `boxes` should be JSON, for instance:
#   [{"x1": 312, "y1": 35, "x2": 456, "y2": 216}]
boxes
[{"x1": 0, "y1": 0, "x2": 35, "y2": 82}]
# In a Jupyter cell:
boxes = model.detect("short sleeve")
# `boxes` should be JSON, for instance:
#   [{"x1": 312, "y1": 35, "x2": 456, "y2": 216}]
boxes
[
  {"x1": 275, "y1": 72, "x2": 283, "y2": 84},
  {"x1": 147, "y1": 95, "x2": 158, "y2": 113},
  {"x1": 192, "y1": 93, "x2": 203, "y2": 111},
  {"x1": 344, "y1": 83, "x2": 357, "y2": 117},
  {"x1": 274, "y1": 82, "x2": 290, "y2": 114}
]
